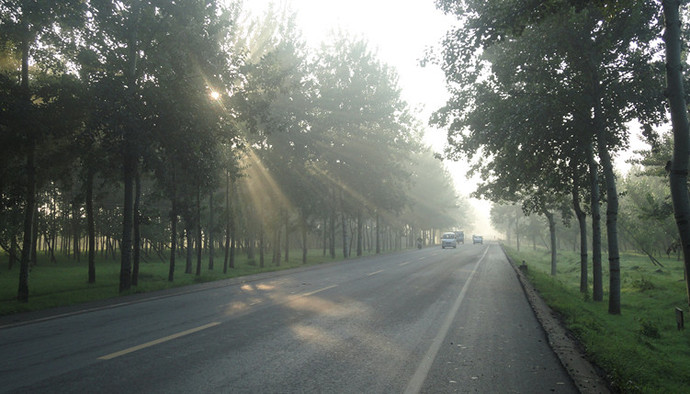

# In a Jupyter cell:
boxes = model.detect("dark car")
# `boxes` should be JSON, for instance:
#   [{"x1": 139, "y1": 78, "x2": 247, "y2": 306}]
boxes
[{"x1": 472, "y1": 235, "x2": 483, "y2": 244}]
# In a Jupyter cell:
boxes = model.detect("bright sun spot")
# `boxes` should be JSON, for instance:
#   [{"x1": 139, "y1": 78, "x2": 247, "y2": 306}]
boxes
[{"x1": 210, "y1": 90, "x2": 220, "y2": 100}]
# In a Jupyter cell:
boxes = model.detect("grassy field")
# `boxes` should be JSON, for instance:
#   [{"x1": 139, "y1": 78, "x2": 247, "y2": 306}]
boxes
[
  {"x1": 504, "y1": 246, "x2": 690, "y2": 393},
  {"x1": 0, "y1": 249, "x2": 356, "y2": 316}
]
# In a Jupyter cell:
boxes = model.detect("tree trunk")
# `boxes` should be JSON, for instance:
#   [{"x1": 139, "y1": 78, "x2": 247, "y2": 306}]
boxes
[
  {"x1": 208, "y1": 192, "x2": 214, "y2": 270},
  {"x1": 185, "y1": 227, "x2": 193, "y2": 274},
  {"x1": 224, "y1": 171, "x2": 230, "y2": 273},
  {"x1": 87, "y1": 167, "x2": 96, "y2": 283},
  {"x1": 544, "y1": 210, "x2": 557, "y2": 276},
  {"x1": 375, "y1": 213, "x2": 381, "y2": 254},
  {"x1": 357, "y1": 209, "x2": 363, "y2": 256},
  {"x1": 229, "y1": 181, "x2": 236, "y2": 269},
  {"x1": 119, "y1": 153, "x2": 135, "y2": 292},
  {"x1": 17, "y1": 149, "x2": 34, "y2": 302},
  {"x1": 663, "y1": 0, "x2": 690, "y2": 312},
  {"x1": 132, "y1": 167, "x2": 141, "y2": 286},
  {"x1": 322, "y1": 217, "x2": 327, "y2": 257},
  {"x1": 329, "y1": 209, "x2": 335, "y2": 259},
  {"x1": 72, "y1": 200, "x2": 80, "y2": 262},
  {"x1": 573, "y1": 184, "x2": 588, "y2": 293},
  {"x1": 591, "y1": 84, "x2": 621, "y2": 314},
  {"x1": 168, "y1": 197, "x2": 177, "y2": 282},
  {"x1": 341, "y1": 214, "x2": 348, "y2": 259},
  {"x1": 195, "y1": 187, "x2": 202, "y2": 276},
  {"x1": 302, "y1": 219, "x2": 308, "y2": 264},
  {"x1": 587, "y1": 142, "x2": 603, "y2": 302},
  {"x1": 601, "y1": 145, "x2": 621, "y2": 315},
  {"x1": 284, "y1": 210, "x2": 289, "y2": 263},
  {"x1": 272, "y1": 226, "x2": 278, "y2": 265},
  {"x1": 168, "y1": 167, "x2": 177, "y2": 282},
  {"x1": 259, "y1": 222, "x2": 265, "y2": 268},
  {"x1": 31, "y1": 205, "x2": 38, "y2": 266},
  {"x1": 515, "y1": 207, "x2": 521, "y2": 252}
]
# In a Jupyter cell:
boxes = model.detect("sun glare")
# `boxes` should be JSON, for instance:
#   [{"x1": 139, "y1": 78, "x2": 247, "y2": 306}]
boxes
[{"x1": 210, "y1": 90, "x2": 221, "y2": 100}]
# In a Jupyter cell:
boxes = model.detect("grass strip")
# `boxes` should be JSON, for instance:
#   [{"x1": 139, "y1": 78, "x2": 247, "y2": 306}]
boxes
[
  {"x1": 0, "y1": 249, "x2": 361, "y2": 316},
  {"x1": 505, "y1": 246, "x2": 690, "y2": 393}
]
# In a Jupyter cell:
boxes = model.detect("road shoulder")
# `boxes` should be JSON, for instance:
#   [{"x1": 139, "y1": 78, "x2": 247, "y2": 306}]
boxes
[{"x1": 501, "y1": 246, "x2": 611, "y2": 394}]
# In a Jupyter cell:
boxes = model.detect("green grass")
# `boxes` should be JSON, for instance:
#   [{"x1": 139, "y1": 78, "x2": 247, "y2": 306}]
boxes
[
  {"x1": 505, "y1": 246, "x2": 690, "y2": 393},
  {"x1": 0, "y1": 249, "x2": 364, "y2": 316}
]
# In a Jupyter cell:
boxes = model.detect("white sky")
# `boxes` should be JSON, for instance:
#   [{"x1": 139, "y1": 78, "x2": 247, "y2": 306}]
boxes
[{"x1": 242, "y1": 0, "x2": 499, "y2": 237}]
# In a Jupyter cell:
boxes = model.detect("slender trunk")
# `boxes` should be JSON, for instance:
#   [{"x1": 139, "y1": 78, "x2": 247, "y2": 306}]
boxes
[
  {"x1": 515, "y1": 207, "x2": 520, "y2": 252},
  {"x1": 168, "y1": 167, "x2": 177, "y2": 282},
  {"x1": 119, "y1": 153, "x2": 135, "y2": 292},
  {"x1": 17, "y1": 24, "x2": 33, "y2": 300},
  {"x1": 663, "y1": 0, "x2": 690, "y2": 312},
  {"x1": 601, "y1": 145, "x2": 621, "y2": 314},
  {"x1": 31, "y1": 206, "x2": 38, "y2": 265},
  {"x1": 302, "y1": 219, "x2": 308, "y2": 264},
  {"x1": 87, "y1": 168, "x2": 96, "y2": 283},
  {"x1": 132, "y1": 167, "x2": 141, "y2": 286},
  {"x1": 544, "y1": 210, "x2": 557, "y2": 276},
  {"x1": 591, "y1": 82, "x2": 621, "y2": 313},
  {"x1": 185, "y1": 227, "x2": 193, "y2": 274},
  {"x1": 322, "y1": 217, "x2": 327, "y2": 257},
  {"x1": 329, "y1": 209, "x2": 335, "y2": 259},
  {"x1": 357, "y1": 209, "x2": 363, "y2": 257},
  {"x1": 119, "y1": 0, "x2": 141, "y2": 292},
  {"x1": 341, "y1": 216, "x2": 348, "y2": 258},
  {"x1": 208, "y1": 192, "x2": 214, "y2": 270},
  {"x1": 272, "y1": 227, "x2": 277, "y2": 265},
  {"x1": 229, "y1": 181, "x2": 236, "y2": 269},
  {"x1": 573, "y1": 184, "x2": 588, "y2": 293},
  {"x1": 72, "y1": 201, "x2": 80, "y2": 262},
  {"x1": 587, "y1": 142, "x2": 603, "y2": 301},
  {"x1": 224, "y1": 171, "x2": 230, "y2": 273},
  {"x1": 168, "y1": 197, "x2": 177, "y2": 282},
  {"x1": 195, "y1": 187, "x2": 202, "y2": 276},
  {"x1": 375, "y1": 213, "x2": 381, "y2": 254},
  {"x1": 259, "y1": 222, "x2": 265, "y2": 268},
  {"x1": 17, "y1": 150, "x2": 34, "y2": 302},
  {"x1": 284, "y1": 210, "x2": 289, "y2": 263}
]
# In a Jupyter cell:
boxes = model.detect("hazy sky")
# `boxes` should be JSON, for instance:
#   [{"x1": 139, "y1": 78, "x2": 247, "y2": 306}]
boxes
[
  {"x1": 243, "y1": 0, "x2": 498, "y2": 236},
  {"x1": 244, "y1": 0, "x2": 454, "y2": 134}
]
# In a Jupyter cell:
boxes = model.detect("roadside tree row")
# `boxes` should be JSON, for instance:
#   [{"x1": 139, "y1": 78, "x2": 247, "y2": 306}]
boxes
[
  {"x1": 0, "y1": 1, "x2": 468, "y2": 301},
  {"x1": 431, "y1": 0, "x2": 684, "y2": 313}
]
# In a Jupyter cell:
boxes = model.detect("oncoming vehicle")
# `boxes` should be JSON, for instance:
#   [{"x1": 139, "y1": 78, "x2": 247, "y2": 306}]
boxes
[
  {"x1": 472, "y1": 235, "x2": 483, "y2": 244},
  {"x1": 441, "y1": 232, "x2": 457, "y2": 249},
  {"x1": 454, "y1": 231, "x2": 464, "y2": 244}
]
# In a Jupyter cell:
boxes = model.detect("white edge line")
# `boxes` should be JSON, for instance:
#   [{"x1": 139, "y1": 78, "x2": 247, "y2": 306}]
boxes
[{"x1": 404, "y1": 246, "x2": 490, "y2": 394}]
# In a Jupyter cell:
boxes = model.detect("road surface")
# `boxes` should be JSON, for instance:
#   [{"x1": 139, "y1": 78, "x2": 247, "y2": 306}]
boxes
[{"x1": 0, "y1": 243, "x2": 578, "y2": 393}]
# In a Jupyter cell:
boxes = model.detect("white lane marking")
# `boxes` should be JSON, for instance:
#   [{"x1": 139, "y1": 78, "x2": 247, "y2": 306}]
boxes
[
  {"x1": 399, "y1": 261, "x2": 410, "y2": 266},
  {"x1": 367, "y1": 270, "x2": 384, "y2": 276},
  {"x1": 302, "y1": 285, "x2": 338, "y2": 297},
  {"x1": 98, "y1": 322, "x2": 221, "y2": 360},
  {"x1": 404, "y1": 246, "x2": 490, "y2": 394}
]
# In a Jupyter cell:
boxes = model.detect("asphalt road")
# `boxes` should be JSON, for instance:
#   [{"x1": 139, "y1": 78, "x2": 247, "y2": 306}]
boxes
[{"x1": 0, "y1": 243, "x2": 578, "y2": 393}]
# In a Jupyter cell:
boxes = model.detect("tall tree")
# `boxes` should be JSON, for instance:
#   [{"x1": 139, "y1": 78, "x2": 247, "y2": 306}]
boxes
[
  {"x1": 432, "y1": 0, "x2": 665, "y2": 312},
  {"x1": 661, "y1": 0, "x2": 690, "y2": 310},
  {"x1": 0, "y1": 0, "x2": 85, "y2": 301}
]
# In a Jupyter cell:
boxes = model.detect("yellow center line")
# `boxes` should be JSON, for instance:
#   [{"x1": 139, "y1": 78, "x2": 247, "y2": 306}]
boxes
[
  {"x1": 367, "y1": 269, "x2": 384, "y2": 276},
  {"x1": 98, "y1": 322, "x2": 221, "y2": 361},
  {"x1": 301, "y1": 284, "x2": 338, "y2": 297}
]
